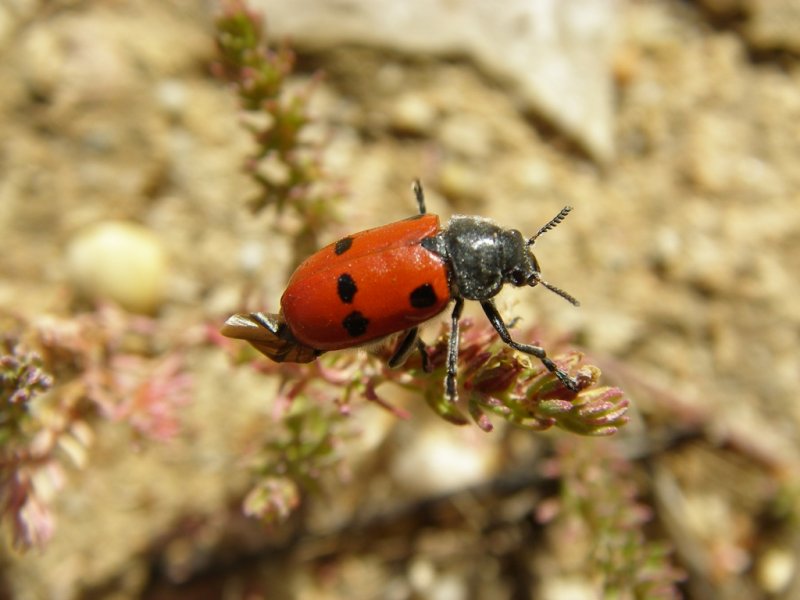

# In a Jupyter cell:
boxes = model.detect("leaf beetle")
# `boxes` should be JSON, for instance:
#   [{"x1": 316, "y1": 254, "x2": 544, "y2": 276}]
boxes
[{"x1": 223, "y1": 181, "x2": 581, "y2": 400}]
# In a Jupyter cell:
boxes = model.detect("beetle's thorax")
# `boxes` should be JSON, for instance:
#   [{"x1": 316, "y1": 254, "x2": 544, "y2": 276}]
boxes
[{"x1": 422, "y1": 215, "x2": 540, "y2": 301}]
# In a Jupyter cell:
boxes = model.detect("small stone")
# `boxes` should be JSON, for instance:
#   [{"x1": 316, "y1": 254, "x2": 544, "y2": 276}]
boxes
[
  {"x1": 390, "y1": 425, "x2": 499, "y2": 496},
  {"x1": 745, "y1": 0, "x2": 800, "y2": 53},
  {"x1": 583, "y1": 310, "x2": 643, "y2": 355},
  {"x1": 67, "y1": 221, "x2": 169, "y2": 314},
  {"x1": 757, "y1": 547, "x2": 795, "y2": 594},
  {"x1": 539, "y1": 577, "x2": 597, "y2": 600},
  {"x1": 155, "y1": 79, "x2": 187, "y2": 117},
  {"x1": 437, "y1": 161, "x2": 484, "y2": 205},
  {"x1": 438, "y1": 114, "x2": 493, "y2": 159},
  {"x1": 389, "y1": 93, "x2": 437, "y2": 136},
  {"x1": 695, "y1": 0, "x2": 746, "y2": 18}
]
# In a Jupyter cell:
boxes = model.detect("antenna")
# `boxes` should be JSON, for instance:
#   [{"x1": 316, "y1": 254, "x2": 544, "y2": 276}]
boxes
[
  {"x1": 529, "y1": 272, "x2": 580, "y2": 306},
  {"x1": 528, "y1": 206, "x2": 573, "y2": 246}
]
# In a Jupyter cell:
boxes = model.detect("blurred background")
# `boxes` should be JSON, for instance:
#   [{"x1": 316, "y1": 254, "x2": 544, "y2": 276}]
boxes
[{"x1": 1, "y1": 0, "x2": 799, "y2": 598}]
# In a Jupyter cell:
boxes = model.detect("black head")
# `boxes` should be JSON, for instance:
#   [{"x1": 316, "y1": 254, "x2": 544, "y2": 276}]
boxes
[{"x1": 423, "y1": 208, "x2": 579, "y2": 305}]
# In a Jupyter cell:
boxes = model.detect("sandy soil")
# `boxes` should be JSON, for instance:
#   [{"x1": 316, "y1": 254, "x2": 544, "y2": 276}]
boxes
[{"x1": 1, "y1": 1, "x2": 799, "y2": 599}]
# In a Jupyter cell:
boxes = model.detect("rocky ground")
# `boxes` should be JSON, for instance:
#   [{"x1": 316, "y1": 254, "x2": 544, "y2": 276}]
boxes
[{"x1": 1, "y1": 1, "x2": 799, "y2": 599}]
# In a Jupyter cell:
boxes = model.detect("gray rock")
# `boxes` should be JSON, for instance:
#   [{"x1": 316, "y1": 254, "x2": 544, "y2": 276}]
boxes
[{"x1": 253, "y1": 0, "x2": 617, "y2": 161}]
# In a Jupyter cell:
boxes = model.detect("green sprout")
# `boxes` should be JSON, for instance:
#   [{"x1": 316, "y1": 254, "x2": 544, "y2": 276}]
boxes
[{"x1": 214, "y1": 0, "x2": 340, "y2": 240}]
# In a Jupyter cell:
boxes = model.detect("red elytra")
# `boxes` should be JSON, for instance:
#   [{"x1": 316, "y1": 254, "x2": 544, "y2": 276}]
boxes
[
  {"x1": 282, "y1": 214, "x2": 450, "y2": 350},
  {"x1": 222, "y1": 181, "x2": 583, "y2": 401}
]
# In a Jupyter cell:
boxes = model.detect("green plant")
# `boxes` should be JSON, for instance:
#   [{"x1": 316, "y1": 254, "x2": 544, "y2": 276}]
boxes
[
  {"x1": 537, "y1": 440, "x2": 684, "y2": 599},
  {"x1": 214, "y1": 0, "x2": 340, "y2": 241},
  {"x1": 214, "y1": 317, "x2": 628, "y2": 521},
  {"x1": 0, "y1": 310, "x2": 191, "y2": 550}
]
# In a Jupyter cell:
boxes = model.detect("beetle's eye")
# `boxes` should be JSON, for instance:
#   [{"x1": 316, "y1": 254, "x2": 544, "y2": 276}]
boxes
[{"x1": 510, "y1": 269, "x2": 527, "y2": 286}]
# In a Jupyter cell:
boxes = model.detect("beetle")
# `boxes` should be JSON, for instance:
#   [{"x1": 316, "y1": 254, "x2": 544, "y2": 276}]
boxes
[{"x1": 222, "y1": 181, "x2": 582, "y2": 401}]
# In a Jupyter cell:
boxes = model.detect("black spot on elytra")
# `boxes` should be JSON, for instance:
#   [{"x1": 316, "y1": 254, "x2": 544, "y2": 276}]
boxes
[
  {"x1": 409, "y1": 283, "x2": 438, "y2": 308},
  {"x1": 342, "y1": 311, "x2": 369, "y2": 337},
  {"x1": 334, "y1": 237, "x2": 353, "y2": 255},
  {"x1": 337, "y1": 273, "x2": 357, "y2": 304}
]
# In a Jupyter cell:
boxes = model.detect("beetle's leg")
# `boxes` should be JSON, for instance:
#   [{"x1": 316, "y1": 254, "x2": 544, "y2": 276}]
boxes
[
  {"x1": 388, "y1": 327, "x2": 419, "y2": 368},
  {"x1": 412, "y1": 179, "x2": 427, "y2": 215},
  {"x1": 480, "y1": 300, "x2": 581, "y2": 392},
  {"x1": 389, "y1": 327, "x2": 432, "y2": 372},
  {"x1": 416, "y1": 338, "x2": 431, "y2": 373},
  {"x1": 445, "y1": 298, "x2": 465, "y2": 402}
]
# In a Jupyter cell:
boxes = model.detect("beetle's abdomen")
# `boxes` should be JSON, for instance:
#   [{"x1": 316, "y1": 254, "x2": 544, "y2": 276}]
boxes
[{"x1": 281, "y1": 215, "x2": 451, "y2": 350}]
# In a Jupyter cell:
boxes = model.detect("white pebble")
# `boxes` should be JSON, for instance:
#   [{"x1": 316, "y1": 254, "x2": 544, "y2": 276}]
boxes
[
  {"x1": 390, "y1": 425, "x2": 499, "y2": 496},
  {"x1": 67, "y1": 221, "x2": 168, "y2": 313}
]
